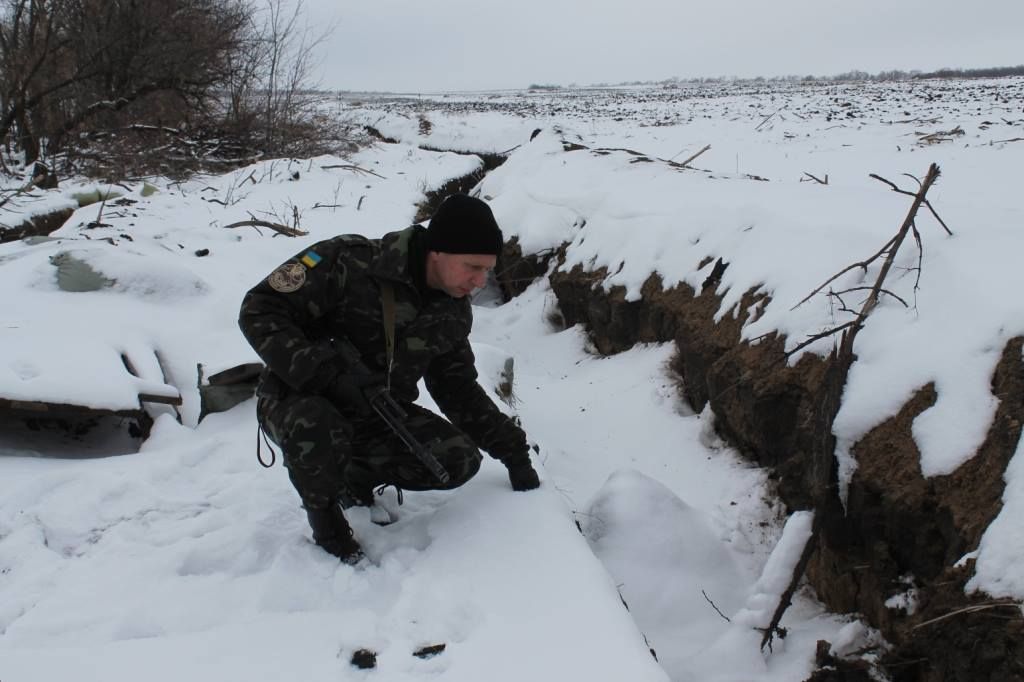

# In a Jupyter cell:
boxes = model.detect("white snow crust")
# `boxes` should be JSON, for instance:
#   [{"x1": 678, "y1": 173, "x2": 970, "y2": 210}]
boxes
[{"x1": 3, "y1": 77, "x2": 1023, "y2": 681}]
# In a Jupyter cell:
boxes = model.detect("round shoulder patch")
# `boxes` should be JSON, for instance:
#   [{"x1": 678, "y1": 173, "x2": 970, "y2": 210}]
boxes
[{"x1": 268, "y1": 261, "x2": 307, "y2": 293}]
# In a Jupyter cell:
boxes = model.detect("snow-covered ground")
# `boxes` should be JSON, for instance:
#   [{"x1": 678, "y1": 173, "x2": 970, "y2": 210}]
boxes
[{"x1": 2, "y1": 78, "x2": 1023, "y2": 681}]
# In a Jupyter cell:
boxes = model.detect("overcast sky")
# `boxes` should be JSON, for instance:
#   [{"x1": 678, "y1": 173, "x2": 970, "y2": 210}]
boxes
[{"x1": 302, "y1": 0, "x2": 1024, "y2": 92}]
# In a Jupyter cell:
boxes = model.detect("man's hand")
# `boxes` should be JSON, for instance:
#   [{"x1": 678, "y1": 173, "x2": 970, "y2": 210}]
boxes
[{"x1": 505, "y1": 459, "x2": 540, "y2": 491}]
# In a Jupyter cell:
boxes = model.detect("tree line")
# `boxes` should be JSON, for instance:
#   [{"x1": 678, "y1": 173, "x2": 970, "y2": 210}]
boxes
[
  {"x1": 0, "y1": 0, "x2": 339, "y2": 178},
  {"x1": 595, "y1": 65, "x2": 1024, "y2": 89}
]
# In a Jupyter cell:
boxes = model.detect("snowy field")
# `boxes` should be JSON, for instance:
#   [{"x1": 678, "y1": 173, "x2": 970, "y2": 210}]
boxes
[{"x1": 2, "y1": 77, "x2": 1023, "y2": 681}]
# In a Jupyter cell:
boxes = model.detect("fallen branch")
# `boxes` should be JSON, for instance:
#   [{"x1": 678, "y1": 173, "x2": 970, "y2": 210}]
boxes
[
  {"x1": 891, "y1": 116, "x2": 942, "y2": 125},
  {"x1": 916, "y1": 125, "x2": 964, "y2": 144},
  {"x1": 801, "y1": 172, "x2": 829, "y2": 185},
  {"x1": 321, "y1": 163, "x2": 386, "y2": 179},
  {"x1": 760, "y1": 519, "x2": 819, "y2": 652},
  {"x1": 222, "y1": 219, "x2": 307, "y2": 237},
  {"x1": 755, "y1": 106, "x2": 785, "y2": 131},
  {"x1": 673, "y1": 144, "x2": 711, "y2": 169},
  {"x1": 993, "y1": 137, "x2": 1024, "y2": 144}
]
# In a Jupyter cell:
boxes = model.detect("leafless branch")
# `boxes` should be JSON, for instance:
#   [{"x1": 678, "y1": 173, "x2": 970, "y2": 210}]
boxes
[
  {"x1": 870, "y1": 174, "x2": 953, "y2": 236},
  {"x1": 785, "y1": 320, "x2": 860, "y2": 358},
  {"x1": 916, "y1": 126, "x2": 964, "y2": 145},
  {"x1": 222, "y1": 219, "x2": 306, "y2": 237},
  {"x1": 924, "y1": 200, "x2": 953, "y2": 236},
  {"x1": 869, "y1": 173, "x2": 912, "y2": 196},
  {"x1": 827, "y1": 290, "x2": 855, "y2": 316},
  {"x1": 761, "y1": 517, "x2": 819, "y2": 652},
  {"x1": 768, "y1": 165, "x2": 944, "y2": 652},
  {"x1": 755, "y1": 106, "x2": 785, "y2": 131},
  {"x1": 902, "y1": 172, "x2": 923, "y2": 190},
  {"x1": 911, "y1": 222, "x2": 924, "y2": 300},
  {"x1": 321, "y1": 163, "x2": 386, "y2": 179},
  {"x1": 673, "y1": 144, "x2": 711, "y2": 169},
  {"x1": 702, "y1": 590, "x2": 732, "y2": 623},
  {"x1": 911, "y1": 601, "x2": 1022, "y2": 631},
  {"x1": 801, "y1": 172, "x2": 829, "y2": 185},
  {"x1": 832, "y1": 286, "x2": 910, "y2": 308},
  {"x1": 790, "y1": 234, "x2": 898, "y2": 311},
  {"x1": 0, "y1": 178, "x2": 40, "y2": 210}
]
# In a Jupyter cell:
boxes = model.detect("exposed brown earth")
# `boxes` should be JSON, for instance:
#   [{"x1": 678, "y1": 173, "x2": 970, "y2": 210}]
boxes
[{"x1": 534, "y1": 250, "x2": 1024, "y2": 681}]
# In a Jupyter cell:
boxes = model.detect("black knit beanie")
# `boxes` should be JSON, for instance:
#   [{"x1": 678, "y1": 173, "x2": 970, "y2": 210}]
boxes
[{"x1": 426, "y1": 194, "x2": 503, "y2": 255}]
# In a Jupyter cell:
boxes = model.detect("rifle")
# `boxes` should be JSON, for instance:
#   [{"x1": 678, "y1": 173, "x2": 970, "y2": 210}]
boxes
[
  {"x1": 365, "y1": 386, "x2": 451, "y2": 485},
  {"x1": 335, "y1": 336, "x2": 451, "y2": 485}
]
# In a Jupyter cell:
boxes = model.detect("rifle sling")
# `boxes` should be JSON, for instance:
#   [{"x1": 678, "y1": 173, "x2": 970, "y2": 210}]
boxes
[{"x1": 380, "y1": 280, "x2": 396, "y2": 391}]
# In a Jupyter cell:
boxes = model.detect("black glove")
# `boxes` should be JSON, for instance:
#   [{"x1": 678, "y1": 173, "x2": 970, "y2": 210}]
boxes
[
  {"x1": 505, "y1": 458, "x2": 540, "y2": 492},
  {"x1": 325, "y1": 372, "x2": 384, "y2": 415}
]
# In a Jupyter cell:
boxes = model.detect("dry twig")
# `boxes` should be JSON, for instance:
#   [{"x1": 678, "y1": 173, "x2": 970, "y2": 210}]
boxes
[
  {"x1": 0, "y1": 176, "x2": 44, "y2": 210},
  {"x1": 760, "y1": 519, "x2": 817, "y2": 651},
  {"x1": 672, "y1": 144, "x2": 711, "y2": 169},
  {"x1": 755, "y1": 106, "x2": 785, "y2": 131},
  {"x1": 222, "y1": 219, "x2": 307, "y2": 237},
  {"x1": 702, "y1": 590, "x2": 732, "y2": 623},
  {"x1": 916, "y1": 126, "x2": 964, "y2": 144},
  {"x1": 321, "y1": 163, "x2": 386, "y2": 179},
  {"x1": 869, "y1": 172, "x2": 952, "y2": 236},
  {"x1": 911, "y1": 601, "x2": 1022, "y2": 631},
  {"x1": 789, "y1": 164, "x2": 944, "y2": 354}
]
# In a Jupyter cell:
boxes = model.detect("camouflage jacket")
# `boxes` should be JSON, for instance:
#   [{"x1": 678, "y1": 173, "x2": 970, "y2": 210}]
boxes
[{"x1": 238, "y1": 225, "x2": 529, "y2": 464}]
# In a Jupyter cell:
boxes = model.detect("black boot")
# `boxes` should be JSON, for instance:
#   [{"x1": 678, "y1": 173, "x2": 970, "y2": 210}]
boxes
[{"x1": 305, "y1": 504, "x2": 364, "y2": 564}]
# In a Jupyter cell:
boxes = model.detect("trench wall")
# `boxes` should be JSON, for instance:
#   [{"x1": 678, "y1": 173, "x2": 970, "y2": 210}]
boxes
[{"x1": 537, "y1": 256, "x2": 1024, "y2": 682}]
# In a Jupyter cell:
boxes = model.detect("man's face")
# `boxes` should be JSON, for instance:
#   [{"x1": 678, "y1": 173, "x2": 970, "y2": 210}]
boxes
[{"x1": 426, "y1": 252, "x2": 497, "y2": 298}]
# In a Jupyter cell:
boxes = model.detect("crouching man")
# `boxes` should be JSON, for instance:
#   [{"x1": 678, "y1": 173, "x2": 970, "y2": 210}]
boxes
[{"x1": 238, "y1": 194, "x2": 540, "y2": 563}]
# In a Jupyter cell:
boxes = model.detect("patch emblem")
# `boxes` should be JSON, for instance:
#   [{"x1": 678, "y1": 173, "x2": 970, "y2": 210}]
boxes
[
  {"x1": 268, "y1": 261, "x2": 306, "y2": 292},
  {"x1": 301, "y1": 251, "x2": 322, "y2": 268}
]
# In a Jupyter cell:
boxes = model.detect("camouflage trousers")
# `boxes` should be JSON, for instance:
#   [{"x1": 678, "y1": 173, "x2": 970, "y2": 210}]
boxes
[{"x1": 257, "y1": 394, "x2": 482, "y2": 510}]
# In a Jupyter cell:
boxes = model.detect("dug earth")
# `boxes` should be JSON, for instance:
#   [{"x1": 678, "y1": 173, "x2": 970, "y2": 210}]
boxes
[{"x1": 500, "y1": 242, "x2": 1024, "y2": 682}]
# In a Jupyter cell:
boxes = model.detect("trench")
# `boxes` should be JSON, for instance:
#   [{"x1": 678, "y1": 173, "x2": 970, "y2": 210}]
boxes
[
  {"x1": 410, "y1": 132, "x2": 1024, "y2": 681},
  {"x1": 0, "y1": 207, "x2": 75, "y2": 244},
  {"x1": 519, "y1": 254, "x2": 1024, "y2": 682}
]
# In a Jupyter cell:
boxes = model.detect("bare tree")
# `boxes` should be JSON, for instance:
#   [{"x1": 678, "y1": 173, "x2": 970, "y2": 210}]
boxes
[
  {"x1": 224, "y1": 0, "x2": 335, "y2": 153},
  {"x1": 0, "y1": 0, "x2": 338, "y2": 172}
]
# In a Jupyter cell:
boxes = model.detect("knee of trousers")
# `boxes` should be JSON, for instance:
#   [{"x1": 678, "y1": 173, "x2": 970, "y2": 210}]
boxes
[
  {"x1": 437, "y1": 441, "x2": 482, "y2": 489},
  {"x1": 258, "y1": 394, "x2": 353, "y2": 470}
]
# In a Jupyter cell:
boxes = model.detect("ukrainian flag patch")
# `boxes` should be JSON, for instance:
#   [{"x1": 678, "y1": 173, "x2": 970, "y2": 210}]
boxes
[{"x1": 300, "y1": 250, "x2": 322, "y2": 268}]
